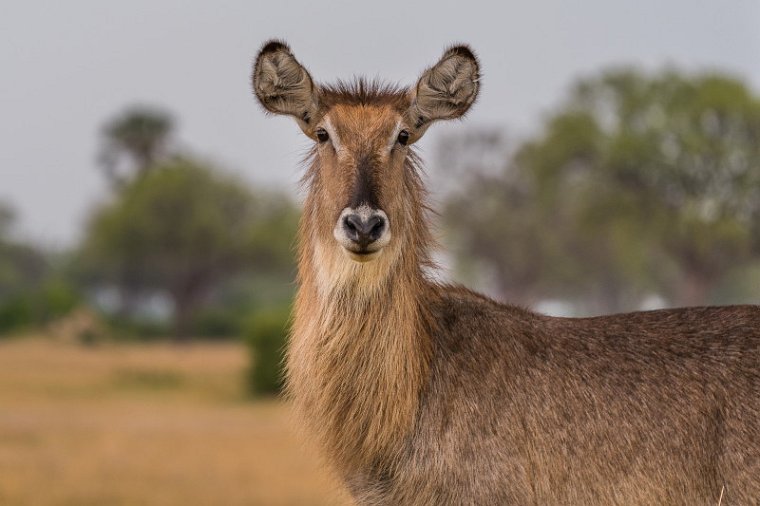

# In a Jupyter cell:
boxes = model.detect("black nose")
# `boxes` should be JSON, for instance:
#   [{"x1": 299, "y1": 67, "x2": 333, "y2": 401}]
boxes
[{"x1": 343, "y1": 213, "x2": 386, "y2": 249}]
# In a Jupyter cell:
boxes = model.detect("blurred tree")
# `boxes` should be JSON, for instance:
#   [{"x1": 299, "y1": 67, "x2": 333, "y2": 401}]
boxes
[
  {"x1": 81, "y1": 158, "x2": 298, "y2": 339},
  {"x1": 0, "y1": 202, "x2": 80, "y2": 333},
  {"x1": 566, "y1": 69, "x2": 760, "y2": 306},
  {"x1": 444, "y1": 161, "x2": 551, "y2": 306},
  {"x1": 0, "y1": 203, "x2": 47, "y2": 302},
  {"x1": 99, "y1": 106, "x2": 174, "y2": 188},
  {"x1": 443, "y1": 68, "x2": 760, "y2": 312}
]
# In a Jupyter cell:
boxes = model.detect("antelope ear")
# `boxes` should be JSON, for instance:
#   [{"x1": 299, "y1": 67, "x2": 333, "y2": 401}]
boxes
[
  {"x1": 406, "y1": 45, "x2": 480, "y2": 141},
  {"x1": 252, "y1": 40, "x2": 321, "y2": 136}
]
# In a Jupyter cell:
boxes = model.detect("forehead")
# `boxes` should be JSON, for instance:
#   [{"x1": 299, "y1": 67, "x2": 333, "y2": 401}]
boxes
[{"x1": 325, "y1": 105, "x2": 400, "y2": 144}]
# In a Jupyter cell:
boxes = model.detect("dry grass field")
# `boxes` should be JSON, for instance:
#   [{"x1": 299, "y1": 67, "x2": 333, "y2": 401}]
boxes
[{"x1": 0, "y1": 337, "x2": 352, "y2": 506}]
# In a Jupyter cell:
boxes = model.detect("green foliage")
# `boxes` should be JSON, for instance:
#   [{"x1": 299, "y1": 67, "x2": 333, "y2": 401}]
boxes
[
  {"x1": 191, "y1": 307, "x2": 243, "y2": 339},
  {"x1": 0, "y1": 295, "x2": 33, "y2": 332},
  {"x1": 244, "y1": 306, "x2": 290, "y2": 396},
  {"x1": 0, "y1": 203, "x2": 81, "y2": 334},
  {"x1": 249, "y1": 195, "x2": 300, "y2": 277},
  {"x1": 189, "y1": 273, "x2": 296, "y2": 340},
  {"x1": 0, "y1": 243, "x2": 46, "y2": 301},
  {"x1": 1, "y1": 107, "x2": 301, "y2": 344},
  {"x1": 0, "y1": 278, "x2": 81, "y2": 334},
  {"x1": 37, "y1": 278, "x2": 82, "y2": 321},
  {"x1": 443, "y1": 67, "x2": 760, "y2": 312},
  {"x1": 81, "y1": 157, "x2": 299, "y2": 339},
  {"x1": 86, "y1": 159, "x2": 254, "y2": 278}
]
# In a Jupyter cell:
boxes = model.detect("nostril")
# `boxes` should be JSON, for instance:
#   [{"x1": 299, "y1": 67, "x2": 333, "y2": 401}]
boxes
[
  {"x1": 367, "y1": 216, "x2": 385, "y2": 241},
  {"x1": 343, "y1": 215, "x2": 362, "y2": 241}
]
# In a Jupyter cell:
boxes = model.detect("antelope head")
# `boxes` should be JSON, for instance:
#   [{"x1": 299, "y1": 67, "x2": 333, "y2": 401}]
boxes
[{"x1": 252, "y1": 41, "x2": 479, "y2": 287}]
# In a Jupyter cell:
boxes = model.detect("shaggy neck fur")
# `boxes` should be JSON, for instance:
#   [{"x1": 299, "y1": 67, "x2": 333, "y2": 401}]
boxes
[{"x1": 287, "y1": 153, "x2": 435, "y2": 475}]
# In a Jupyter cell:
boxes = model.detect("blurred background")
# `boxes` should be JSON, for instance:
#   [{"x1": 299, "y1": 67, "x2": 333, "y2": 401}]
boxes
[{"x1": 1, "y1": 1, "x2": 759, "y2": 504}]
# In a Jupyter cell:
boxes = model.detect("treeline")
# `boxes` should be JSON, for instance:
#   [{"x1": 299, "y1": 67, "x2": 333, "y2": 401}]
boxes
[
  {"x1": 1, "y1": 106, "x2": 298, "y2": 392},
  {"x1": 80, "y1": 107, "x2": 298, "y2": 342},
  {"x1": 441, "y1": 67, "x2": 760, "y2": 315},
  {"x1": 1, "y1": 108, "x2": 295, "y2": 371}
]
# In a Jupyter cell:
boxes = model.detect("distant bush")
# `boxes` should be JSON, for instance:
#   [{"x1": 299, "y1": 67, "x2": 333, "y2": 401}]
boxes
[
  {"x1": 0, "y1": 279, "x2": 81, "y2": 334},
  {"x1": 191, "y1": 307, "x2": 243, "y2": 339},
  {"x1": 0, "y1": 294, "x2": 32, "y2": 332},
  {"x1": 244, "y1": 306, "x2": 290, "y2": 396}
]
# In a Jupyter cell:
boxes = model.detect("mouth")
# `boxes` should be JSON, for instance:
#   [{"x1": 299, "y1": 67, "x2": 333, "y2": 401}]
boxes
[{"x1": 343, "y1": 247, "x2": 382, "y2": 263}]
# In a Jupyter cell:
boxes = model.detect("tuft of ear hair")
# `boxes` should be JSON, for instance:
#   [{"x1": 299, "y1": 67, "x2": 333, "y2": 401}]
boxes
[
  {"x1": 406, "y1": 44, "x2": 480, "y2": 140},
  {"x1": 252, "y1": 39, "x2": 321, "y2": 134}
]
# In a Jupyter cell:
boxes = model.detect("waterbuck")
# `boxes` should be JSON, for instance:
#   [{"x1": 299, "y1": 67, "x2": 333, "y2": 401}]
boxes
[{"x1": 251, "y1": 40, "x2": 760, "y2": 505}]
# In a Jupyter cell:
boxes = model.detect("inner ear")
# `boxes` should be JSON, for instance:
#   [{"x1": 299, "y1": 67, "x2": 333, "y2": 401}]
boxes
[
  {"x1": 252, "y1": 40, "x2": 321, "y2": 134},
  {"x1": 405, "y1": 45, "x2": 480, "y2": 141}
]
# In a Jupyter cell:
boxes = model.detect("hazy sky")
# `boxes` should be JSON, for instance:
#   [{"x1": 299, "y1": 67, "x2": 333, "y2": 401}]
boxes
[{"x1": 2, "y1": 1, "x2": 759, "y2": 247}]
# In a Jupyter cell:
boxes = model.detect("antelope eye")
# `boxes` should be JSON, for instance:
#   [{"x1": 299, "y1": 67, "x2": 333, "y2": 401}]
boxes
[
  {"x1": 316, "y1": 128, "x2": 329, "y2": 143},
  {"x1": 397, "y1": 130, "x2": 410, "y2": 146}
]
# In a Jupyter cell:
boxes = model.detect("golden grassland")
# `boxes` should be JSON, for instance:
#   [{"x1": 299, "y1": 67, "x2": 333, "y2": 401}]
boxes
[{"x1": 0, "y1": 337, "x2": 352, "y2": 506}]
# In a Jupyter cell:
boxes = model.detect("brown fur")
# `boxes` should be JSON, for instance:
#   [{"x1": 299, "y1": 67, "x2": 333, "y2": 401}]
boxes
[{"x1": 252, "y1": 41, "x2": 760, "y2": 505}]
